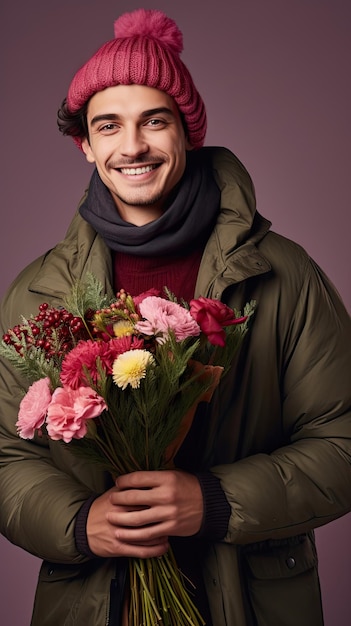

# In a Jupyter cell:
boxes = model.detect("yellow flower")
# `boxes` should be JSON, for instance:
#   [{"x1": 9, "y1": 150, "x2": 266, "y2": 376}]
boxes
[
  {"x1": 112, "y1": 350, "x2": 155, "y2": 389},
  {"x1": 113, "y1": 320, "x2": 135, "y2": 338}
]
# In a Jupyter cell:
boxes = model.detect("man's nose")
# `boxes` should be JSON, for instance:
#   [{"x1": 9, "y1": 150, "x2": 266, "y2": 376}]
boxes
[{"x1": 119, "y1": 126, "x2": 148, "y2": 157}]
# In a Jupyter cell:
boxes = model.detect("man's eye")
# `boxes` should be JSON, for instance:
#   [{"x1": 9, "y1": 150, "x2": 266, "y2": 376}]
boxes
[
  {"x1": 147, "y1": 119, "x2": 164, "y2": 127},
  {"x1": 99, "y1": 123, "x2": 118, "y2": 132}
]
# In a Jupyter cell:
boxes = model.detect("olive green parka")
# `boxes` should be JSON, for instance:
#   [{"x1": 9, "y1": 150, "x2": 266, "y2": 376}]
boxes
[{"x1": 1, "y1": 147, "x2": 350, "y2": 626}]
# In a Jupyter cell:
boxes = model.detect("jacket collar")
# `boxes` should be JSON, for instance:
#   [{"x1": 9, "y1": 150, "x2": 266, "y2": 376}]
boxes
[{"x1": 195, "y1": 148, "x2": 271, "y2": 298}]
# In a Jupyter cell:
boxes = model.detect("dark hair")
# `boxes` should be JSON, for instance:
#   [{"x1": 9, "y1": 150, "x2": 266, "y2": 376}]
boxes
[{"x1": 57, "y1": 98, "x2": 88, "y2": 140}]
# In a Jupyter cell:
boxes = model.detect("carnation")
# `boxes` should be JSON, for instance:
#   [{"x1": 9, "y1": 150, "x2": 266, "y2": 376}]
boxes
[
  {"x1": 135, "y1": 296, "x2": 201, "y2": 343},
  {"x1": 46, "y1": 386, "x2": 107, "y2": 443},
  {"x1": 16, "y1": 377, "x2": 52, "y2": 439},
  {"x1": 60, "y1": 339, "x2": 112, "y2": 389}
]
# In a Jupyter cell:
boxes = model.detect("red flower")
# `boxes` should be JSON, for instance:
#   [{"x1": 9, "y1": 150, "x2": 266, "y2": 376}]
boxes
[
  {"x1": 60, "y1": 339, "x2": 111, "y2": 389},
  {"x1": 60, "y1": 336, "x2": 145, "y2": 389},
  {"x1": 107, "y1": 335, "x2": 145, "y2": 361},
  {"x1": 189, "y1": 296, "x2": 247, "y2": 347}
]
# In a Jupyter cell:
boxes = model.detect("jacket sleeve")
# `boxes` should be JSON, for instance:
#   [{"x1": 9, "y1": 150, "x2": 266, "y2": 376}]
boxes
[
  {"x1": 0, "y1": 274, "x2": 100, "y2": 564},
  {"x1": 211, "y1": 255, "x2": 351, "y2": 545},
  {"x1": 0, "y1": 359, "x2": 97, "y2": 563}
]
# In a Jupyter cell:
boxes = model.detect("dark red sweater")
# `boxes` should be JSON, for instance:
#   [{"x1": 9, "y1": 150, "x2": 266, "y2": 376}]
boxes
[{"x1": 113, "y1": 247, "x2": 204, "y2": 303}]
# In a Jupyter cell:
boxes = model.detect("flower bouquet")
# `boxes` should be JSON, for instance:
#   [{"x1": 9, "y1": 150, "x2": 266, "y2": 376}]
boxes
[{"x1": 0, "y1": 273, "x2": 255, "y2": 626}]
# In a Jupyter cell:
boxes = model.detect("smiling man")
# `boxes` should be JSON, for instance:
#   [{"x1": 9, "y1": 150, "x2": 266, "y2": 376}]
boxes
[
  {"x1": 1, "y1": 7, "x2": 351, "y2": 626},
  {"x1": 81, "y1": 84, "x2": 190, "y2": 225}
]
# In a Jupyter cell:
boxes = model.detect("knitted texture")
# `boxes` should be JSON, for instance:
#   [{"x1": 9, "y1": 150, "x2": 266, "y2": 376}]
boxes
[{"x1": 66, "y1": 9, "x2": 206, "y2": 149}]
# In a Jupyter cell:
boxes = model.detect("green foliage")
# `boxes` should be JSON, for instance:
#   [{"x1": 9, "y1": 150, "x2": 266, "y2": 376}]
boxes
[
  {"x1": 63, "y1": 272, "x2": 111, "y2": 319},
  {"x1": 0, "y1": 340, "x2": 61, "y2": 388}
]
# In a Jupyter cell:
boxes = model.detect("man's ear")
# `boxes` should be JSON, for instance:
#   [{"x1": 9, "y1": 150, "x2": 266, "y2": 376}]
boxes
[{"x1": 81, "y1": 137, "x2": 95, "y2": 164}]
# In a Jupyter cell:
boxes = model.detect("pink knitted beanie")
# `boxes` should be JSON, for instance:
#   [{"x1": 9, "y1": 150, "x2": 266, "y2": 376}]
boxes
[{"x1": 66, "y1": 9, "x2": 206, "y2": 149}]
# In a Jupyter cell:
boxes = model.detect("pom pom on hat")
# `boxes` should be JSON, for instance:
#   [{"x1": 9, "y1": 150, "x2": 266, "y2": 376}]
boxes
[
  {"x1": 66, "y1": 8, "x2": 206, "y2": 149},
  {"x1": 113, "y1": 8, "x2": 183, "y2": 55}
]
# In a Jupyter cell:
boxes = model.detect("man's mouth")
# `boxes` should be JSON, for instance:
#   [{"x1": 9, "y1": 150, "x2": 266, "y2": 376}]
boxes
[{"x1": 119, "y1": 164, "x2": 159, "y2": 176}]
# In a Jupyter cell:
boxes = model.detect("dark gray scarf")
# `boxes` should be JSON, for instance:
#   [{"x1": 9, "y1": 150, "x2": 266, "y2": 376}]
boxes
[{"x1": 79, "y1": 149, "x2": 220, "y2": 256}]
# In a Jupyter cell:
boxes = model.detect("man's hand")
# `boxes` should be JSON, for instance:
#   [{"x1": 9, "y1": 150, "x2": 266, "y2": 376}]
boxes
[{"x1": 86, "y1": 470, "x2": 203, "y2": 558}]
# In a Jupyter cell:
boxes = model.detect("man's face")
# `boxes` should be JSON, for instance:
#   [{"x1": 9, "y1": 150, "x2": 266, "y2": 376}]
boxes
[{"x1": 82, "y1": 84, "x2": 191, "y2": 225}]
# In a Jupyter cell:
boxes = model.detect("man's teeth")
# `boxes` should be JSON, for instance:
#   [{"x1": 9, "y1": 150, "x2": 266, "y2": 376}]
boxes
[{"x1": 120, "y1": 165, "x2": 156, "y2": 175}]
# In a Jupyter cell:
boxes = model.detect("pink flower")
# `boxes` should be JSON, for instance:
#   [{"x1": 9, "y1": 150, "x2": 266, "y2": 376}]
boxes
[
  {"x1": 16, "y1": 377, "x2": 52, "y2": 439},
  {"x1": 189, "y1": 296, "x2": 247, "y2": 347},
  {"x1": 135, "y1": 296, "x2": 201, "y2": 343},
  {"x1": 46, "y1": 386, "x2": 107, "y2": 443}
]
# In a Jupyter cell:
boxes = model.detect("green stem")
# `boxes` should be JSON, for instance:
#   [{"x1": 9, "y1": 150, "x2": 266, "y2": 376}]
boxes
[
  {"x1": 134, "y1": 559, "x2": 163, "y2": 623},
  {"x1": 155, "y1": 555, "x2": 205, "y2": 626}
]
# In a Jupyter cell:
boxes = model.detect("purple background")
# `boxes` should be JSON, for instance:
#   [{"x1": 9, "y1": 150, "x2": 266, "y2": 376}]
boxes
[{"x1": 1, "y1": 1, "x2": 350, "y2": 624}]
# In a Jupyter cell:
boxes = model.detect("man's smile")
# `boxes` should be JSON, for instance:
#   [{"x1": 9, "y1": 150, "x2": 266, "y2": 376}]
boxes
[{"x1": 118, "y1": 164, "x2": 160, "y2": 176}]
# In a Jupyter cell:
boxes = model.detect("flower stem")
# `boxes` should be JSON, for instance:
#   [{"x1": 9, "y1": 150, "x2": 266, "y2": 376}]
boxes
[
  {"x1": 134, "y1": 559, "x2": 163, "y2": 622},
  {"x1": 130, "y1": 552, "x2": 205, "y2": 626}
]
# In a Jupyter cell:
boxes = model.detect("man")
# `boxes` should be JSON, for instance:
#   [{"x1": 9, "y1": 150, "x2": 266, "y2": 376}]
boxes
[{"x1": 0, "y1": 8, "x2": 350, "y2": 626}]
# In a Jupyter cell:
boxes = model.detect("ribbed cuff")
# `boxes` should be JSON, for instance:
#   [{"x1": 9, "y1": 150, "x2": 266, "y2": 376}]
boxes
[
  {"x1": 195, "y1": 471, "x2": 231, "y2": 539},
  {"x1": 74, "y1": 494, "x2": 100, "y2": 558}
]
